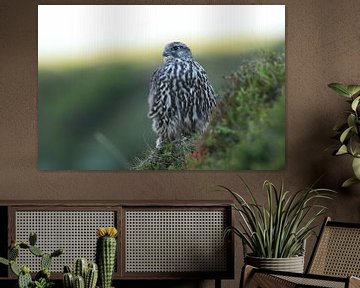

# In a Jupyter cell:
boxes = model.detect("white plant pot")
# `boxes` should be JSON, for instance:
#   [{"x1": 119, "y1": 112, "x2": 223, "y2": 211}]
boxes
[{"x1": 245, "y1": 254, "x2": 305, "y2": 273}]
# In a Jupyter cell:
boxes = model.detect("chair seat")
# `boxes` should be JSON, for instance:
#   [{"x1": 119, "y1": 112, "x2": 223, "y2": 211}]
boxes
[
  {"x1": 243, "y1": 266, "x2": 360, "y2": 288},
  {"x1": 277, "y1": 274, "x2": 346, "y2": 288}
]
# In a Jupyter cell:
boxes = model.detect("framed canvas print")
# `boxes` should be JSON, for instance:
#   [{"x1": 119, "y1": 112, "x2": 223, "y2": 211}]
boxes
[{"x1": 38, "y1": 5, "x2": 285, "y2": 170}]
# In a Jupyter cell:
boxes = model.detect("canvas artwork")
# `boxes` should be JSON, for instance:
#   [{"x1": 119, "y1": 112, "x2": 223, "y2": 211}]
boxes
[{"x1": 38, "y1": 5, "x2": 285, "y2": 170}]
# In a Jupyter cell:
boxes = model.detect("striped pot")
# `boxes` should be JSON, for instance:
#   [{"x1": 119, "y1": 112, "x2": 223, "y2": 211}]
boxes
[{"x1": 245, "y1": 254, "x2": 305, "y2": 273}]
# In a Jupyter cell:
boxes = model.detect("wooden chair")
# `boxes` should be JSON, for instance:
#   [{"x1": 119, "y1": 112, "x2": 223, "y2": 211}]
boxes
[{"x1": 241, "y1": 217, "x2": 360, "y2": 288}]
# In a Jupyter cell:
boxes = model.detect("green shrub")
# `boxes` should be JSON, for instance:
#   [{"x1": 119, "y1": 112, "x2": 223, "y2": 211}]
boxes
[
  {"x1": 132, "y1": 50, "x2": 285, "y2": 170},
  {"x1": 132, "y1": 137, "x2": 195, "y2": 170}
]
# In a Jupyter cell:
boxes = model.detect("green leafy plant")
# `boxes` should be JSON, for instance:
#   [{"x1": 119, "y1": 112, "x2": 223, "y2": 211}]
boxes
[
  {"x1": 329, "y1": 83, "x2": 360, "y2": 187},
  {"x1": 221, "y1": 179, "x2": 335, "y2": 258},
  {"x1": 0, "y1": 232, "x2": 63, "y2": 288},
  {"x1": 32, "y1": 278, "x2": 54, "y2": 288}
]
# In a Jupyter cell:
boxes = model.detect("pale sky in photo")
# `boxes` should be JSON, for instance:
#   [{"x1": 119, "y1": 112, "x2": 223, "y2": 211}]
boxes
[{"x1": 38, "y1": 5, "x2": 285, "y2": 60}]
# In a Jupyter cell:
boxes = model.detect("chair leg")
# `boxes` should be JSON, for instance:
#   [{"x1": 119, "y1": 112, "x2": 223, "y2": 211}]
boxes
[
  {"x1": 240, "y1": 265, "x2": 255, "y2": 288},
  {"x1": 215, "y1": 278, "x2": 221, "y2": 288}
]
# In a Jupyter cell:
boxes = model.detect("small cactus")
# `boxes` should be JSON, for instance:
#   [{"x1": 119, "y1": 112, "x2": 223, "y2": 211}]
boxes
[
  {"x1": 29, "y1": 232, "x2": 37, "y2": 246},
  {"x1": 63, "y1": 259, "x2": 98, "y2": 288},
  {"x1": 64, "y1": 265, "x2": 72, "y2": 273},
  {"x1": 63, "y1": 272, "x2": 74, "y2": 288},
  {"x1": 74, "y1": 257, "x2": 88, "y2": 279},
  {"x1": 96, "y1": 227, "x2": 118, "y2": 288},
  {"x1": 0, "y1": 232, "x2": 63, "y2": 288},
  {"x1": 85, "y1": 262, "x2": 98, "y2": 288},
  {"x1": 41, "y1": 253, "x2": 52, "y2": 270},
  {"x1": 18, "y1": 269, "x2": 32, "y2": 288},
  {"x1": 9, "y1": 246, "x2": 19, "y2": 260},
  {"x1": 51, "y1": 248, "x2": 64, "y2": 257},
  {"x1": 74, "y1": 275, "x2": 85, "y2": 288},
  {"x1": 29, "y1": 245, "x2": 44, "y2": 257}
]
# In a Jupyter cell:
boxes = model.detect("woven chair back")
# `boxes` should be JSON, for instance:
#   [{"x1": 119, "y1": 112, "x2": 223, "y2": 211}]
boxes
[{"x1": 308, "y1": 218, "x2": 360, "y2": 278}]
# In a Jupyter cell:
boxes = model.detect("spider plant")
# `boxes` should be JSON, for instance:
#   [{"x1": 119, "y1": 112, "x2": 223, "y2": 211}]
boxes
[{"x1": 222, "y1": 179, "x2": 335, "y2": 258}]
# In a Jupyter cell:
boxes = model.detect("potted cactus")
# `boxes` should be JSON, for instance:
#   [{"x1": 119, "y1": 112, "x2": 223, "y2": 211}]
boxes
[
  {"x1": 96, "y1": 227, "x2": 118, "y2": 288},
  {"x1": 0, "y1": 232, "x2": 64, "y2": 288},
  {"x1": 62, "y1": 258, "x2": 98, "y2": 288}
]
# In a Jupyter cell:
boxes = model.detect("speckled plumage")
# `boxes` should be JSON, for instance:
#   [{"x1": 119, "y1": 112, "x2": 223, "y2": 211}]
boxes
[{"x1": 148, "y1": 42, "x2": 216, "y2": 148}]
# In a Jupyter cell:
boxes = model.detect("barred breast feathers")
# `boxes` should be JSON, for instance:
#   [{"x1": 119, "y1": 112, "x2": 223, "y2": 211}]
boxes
[{"x1": 148, "y1": 42, "x2": 216, "y2": 148}]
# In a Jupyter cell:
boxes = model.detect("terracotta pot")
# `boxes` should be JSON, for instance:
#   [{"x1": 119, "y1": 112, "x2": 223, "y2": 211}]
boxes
[{"x1": 245, "y1": 254, "x2": 305, "y2": 273}]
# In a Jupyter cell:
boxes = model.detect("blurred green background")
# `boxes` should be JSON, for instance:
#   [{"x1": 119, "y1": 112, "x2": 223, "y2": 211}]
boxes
[{"x1": 38, "y1": 5, "x2": 285, "y2": 170}]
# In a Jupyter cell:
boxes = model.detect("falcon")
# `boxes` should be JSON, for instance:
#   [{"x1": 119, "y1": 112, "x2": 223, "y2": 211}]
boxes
[{"x1": 148, "y1": 42, "x2": 216, "y2": 148}]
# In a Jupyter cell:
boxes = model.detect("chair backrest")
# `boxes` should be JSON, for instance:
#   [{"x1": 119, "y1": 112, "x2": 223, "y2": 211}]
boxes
[{"x1": 307, "y1": 217, "x2": 360, "y2": 277}]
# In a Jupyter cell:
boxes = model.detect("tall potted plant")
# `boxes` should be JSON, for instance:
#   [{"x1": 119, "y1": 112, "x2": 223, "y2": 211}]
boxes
[
  {"x1": 222, "y1": 179, "x2": 334, "y2": 273},
  {"x1": 328, "y1": 83, "x2": 360, "y2": 187}
]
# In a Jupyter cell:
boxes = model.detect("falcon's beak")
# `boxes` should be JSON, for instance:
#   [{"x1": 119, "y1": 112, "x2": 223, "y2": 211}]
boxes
[{"x1": 162, "y1": 51, "x2": 170, "y2": 62}]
